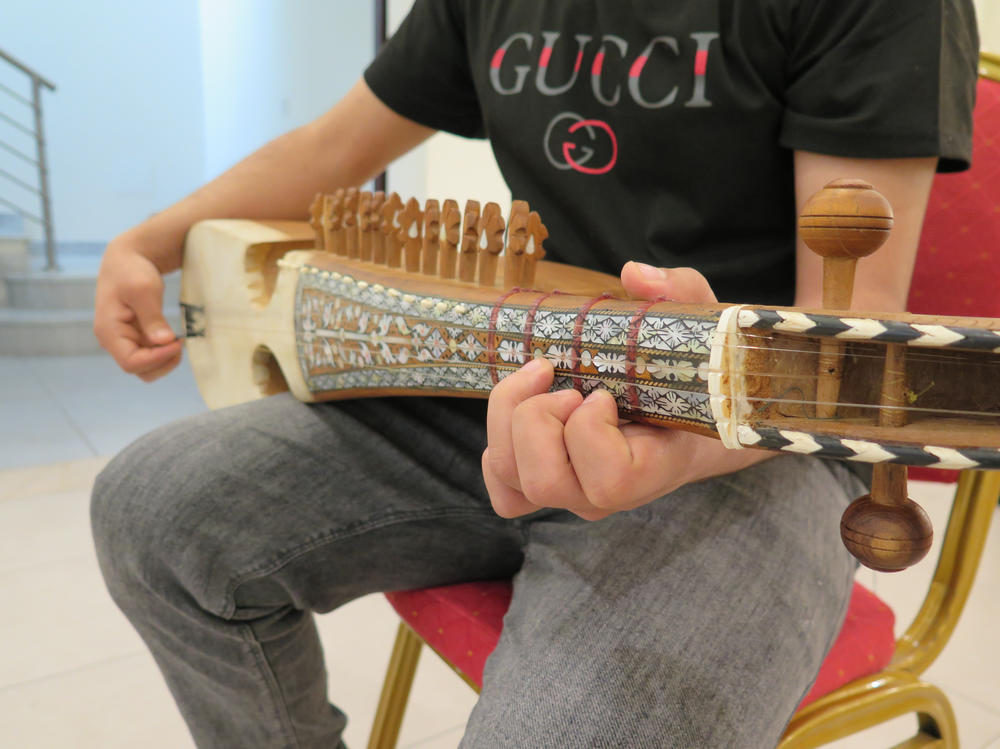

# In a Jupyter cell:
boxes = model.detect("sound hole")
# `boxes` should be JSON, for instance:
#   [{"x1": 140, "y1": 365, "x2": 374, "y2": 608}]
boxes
[
  {"x1": 245, "y1": 239, "x2": 313, "y2": 308},
  {"x1": 252, "y1": 346, "x2": 289, "y2": 397}
]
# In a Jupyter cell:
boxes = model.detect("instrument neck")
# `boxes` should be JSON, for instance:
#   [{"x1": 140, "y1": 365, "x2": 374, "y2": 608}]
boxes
[{"x1": 295, "y1": 264, "x2": 722, "y2": 430}]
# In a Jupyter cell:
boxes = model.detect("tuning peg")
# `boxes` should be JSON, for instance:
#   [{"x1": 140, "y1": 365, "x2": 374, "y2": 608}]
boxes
[
  {"x1": 323, "y1": 189, "x2": 345, "y2": 255},
  {"x1": 397, "y1": 197, "x2": 423, "y2": 273},
  {"x1": 343, "y1": 187, "x2": 360, "y2": 259},
  {"x1": 522, "y1": 210, "x2": 548, "y2": 288},
  {"x1": 801, "y1": 179, "x2": 893, "y2": 418},
  {"x1": 800, "y1": 179, "x2": 930, "y2": 572},
  {"x1": 369, "y1": 191, "x2": 386, "y2": 264},
  {"x1": 458, "y1": 200, "x2": 481, "y2": 283},
  {"x1": 309, "y1": 193, "x2": 325, "y2": 250},
  {"x1": 503, "y1": 200, "x2": 530, "y2": 289},
  {"x1": 844, "y1": 340, "x2": 931, "y2": 571},
  {"x1": 476, "y1": 202, "x2": 506, "y2": 287},
  {"x1": 841, "y1": 464, "x2": 933, "y2": 572},
  {"x1": 358, "y1": 191, "x2": 373, "y2": 262},
  {"x1": 439, "y1": 199, "x2": 461, "y2": 279},
  {"x1": 800, "y1": 178, "x2": 893, "y2": 308},
  {"x1": 421, "y1": 199, "x2": 441, "y2": 275},
  {"x1": 381, "y1": 192, "x2": 404, "y2": 267}
]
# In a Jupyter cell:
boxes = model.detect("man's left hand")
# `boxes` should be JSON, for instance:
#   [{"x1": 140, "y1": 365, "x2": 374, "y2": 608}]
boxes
[{"x1": 482, "y1": 261, "x2": 765, "y2": 520}]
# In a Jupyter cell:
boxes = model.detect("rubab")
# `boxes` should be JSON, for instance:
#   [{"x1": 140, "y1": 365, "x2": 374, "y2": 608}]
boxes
[{"x1": 180, "y1": 180, "x2": 1000, "y2": 572}]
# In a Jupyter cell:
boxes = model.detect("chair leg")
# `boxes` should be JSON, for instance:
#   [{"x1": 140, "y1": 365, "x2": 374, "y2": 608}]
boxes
[
  {"x1": 367, "y1": 622, "x2": 424, "y2": 749},
  {"x1": 912, "y1": 695, "x2": 959, "y2": 748},
  {"x1": 780, "y1": 676, "x2": 958, "y2": 749}
]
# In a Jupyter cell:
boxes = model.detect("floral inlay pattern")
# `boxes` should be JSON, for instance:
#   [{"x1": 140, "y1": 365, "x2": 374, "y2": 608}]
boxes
[{"x1": 295, "y1": 266, "x2": 719, "y2": 427}]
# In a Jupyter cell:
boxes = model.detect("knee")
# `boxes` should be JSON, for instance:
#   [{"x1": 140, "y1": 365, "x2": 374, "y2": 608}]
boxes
[{"x1": 90, "y1": 422, "x2": 202, "y2": 611}]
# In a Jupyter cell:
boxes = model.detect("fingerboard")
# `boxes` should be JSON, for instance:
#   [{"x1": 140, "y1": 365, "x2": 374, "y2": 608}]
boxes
[{"x1": 293, "y1": 264, "x2": 722, "y2": 430}]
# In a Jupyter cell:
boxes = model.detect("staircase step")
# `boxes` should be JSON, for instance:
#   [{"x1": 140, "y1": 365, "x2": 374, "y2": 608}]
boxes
[
  {"x1": 4, "y1": 270, "x2": 179, "y2": 310},
  {"x1": 0, "y1": 307, "x2": 182, "y2": 355},
  {"x1": 0, "y1": 236, "x2": 31, "y2": 306},
  {"x1": 0, "y1": 213, "x2": 25, "y2": 236},
  {"x1": 0, "y1": 264, "x2": 182, "y2": 355},
  {"x1": 0, "y1": 236, "x2": 30, "y2": 262},
  {"x1": 5, "y1": 270, "x2": 98, "y2": 310}
]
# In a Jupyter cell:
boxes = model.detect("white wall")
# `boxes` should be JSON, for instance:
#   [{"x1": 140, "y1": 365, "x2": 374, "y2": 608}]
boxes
[
  {"x1": 0, "y1": 0, "x2": 206, "y2": 243},
  {"x1": 975, "y1": 0, "x2": 999, "y2": 54},
  {"x1": 198, "y1": 0, "x2": 372, "y2": 180},
  {"x1": 0, "y1": 1, "x2": 374, "y2": 244},
  {"x1": 385, "y1": 0, "x2": 510, "y2": 210}
]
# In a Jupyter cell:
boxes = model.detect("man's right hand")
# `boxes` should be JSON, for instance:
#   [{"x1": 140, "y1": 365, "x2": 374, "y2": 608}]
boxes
[
  {"x1": 94, "y1": 238, "x2": 183, "y2": 382},
  {"x1": 91, "y1": 78, "x2": 436, "y2": 382}
]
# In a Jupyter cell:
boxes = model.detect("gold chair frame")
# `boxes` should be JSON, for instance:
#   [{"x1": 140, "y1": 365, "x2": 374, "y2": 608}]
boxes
[
  {"x1": 981, "y1": 50, "x2": 1000, "y2": 82},
  {"x1": 780, "y1": 470, "x2": 1000, "y2": 748}
]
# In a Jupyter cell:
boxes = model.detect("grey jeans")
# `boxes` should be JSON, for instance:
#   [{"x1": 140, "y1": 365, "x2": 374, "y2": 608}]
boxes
[{"x1": 91, "y1": 393, "x2": 860, "y2": 748}]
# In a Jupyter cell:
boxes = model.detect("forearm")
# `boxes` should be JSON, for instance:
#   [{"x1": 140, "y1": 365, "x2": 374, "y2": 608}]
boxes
[
  {"x1": 117, "y1": 125, "x2": 344, "y2": 273},
  {"x1": 111, "y1": 79, "x2": 434, "y2": 274}
]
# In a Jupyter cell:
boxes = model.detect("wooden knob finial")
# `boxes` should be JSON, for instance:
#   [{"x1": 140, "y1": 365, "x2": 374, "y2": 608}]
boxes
[
  {"x1": 799, "y1": 180, "x2": 932, "y2": 571},
  {"x1": 799, "y1": 179, "x2": 894, "y2": 260},
  {"x1": 841, "y1": 494, "x2": 933, "y2": 572},
  {"x1": 841, "y1": 463, "x2": 933, "y2": 572}
]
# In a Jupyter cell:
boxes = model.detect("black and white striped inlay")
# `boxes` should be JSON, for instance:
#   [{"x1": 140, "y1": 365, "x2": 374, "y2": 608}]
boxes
[
  {"x1": 738, "y1": 425, "x2": 1000, "y2": 470},
  {"x1": 738, "y1": 309, "x2": 1000, "y2": 353}
]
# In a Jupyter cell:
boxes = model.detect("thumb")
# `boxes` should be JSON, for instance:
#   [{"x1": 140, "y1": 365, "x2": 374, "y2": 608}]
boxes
[
  {"x1": 620, "y1": 261, "x2": 717, "y2": 305},
  {"x1": 124, "y1": 283, "x2": 176, "y2": 345}
]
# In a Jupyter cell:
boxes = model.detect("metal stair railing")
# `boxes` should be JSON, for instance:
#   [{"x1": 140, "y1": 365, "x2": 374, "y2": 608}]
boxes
[{"x1": 0, "y1": 47, "x2": 57, "y2": 270}]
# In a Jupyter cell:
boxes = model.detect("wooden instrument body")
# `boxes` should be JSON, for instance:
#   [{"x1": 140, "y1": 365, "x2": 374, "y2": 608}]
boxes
[
  {"x1": 181, "y1": 218, "x2": 1000, "y2": 471},
  {"x1": 182, "y1": 219, "x2": 720, "y2": 433}
]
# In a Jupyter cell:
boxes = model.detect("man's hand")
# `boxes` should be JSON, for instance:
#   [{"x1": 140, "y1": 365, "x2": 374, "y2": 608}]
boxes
[
  {"x1": 482, "y1": 261, "x2": 769, "y2": 521},
  {"x1": 91, "y1": 78, "x2": 437, "y2": 382},
  {"x1": 93, "y1": 237, "x2": 183, "y2": 382}
]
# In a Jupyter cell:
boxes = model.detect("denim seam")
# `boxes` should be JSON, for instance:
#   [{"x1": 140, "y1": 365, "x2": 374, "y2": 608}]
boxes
[
  {"x1": 238, "y1": 622, "x2": 301, "y2": 749},
  {"x1": 221, "y1": 506, "x2": 499, "y2": 619}
]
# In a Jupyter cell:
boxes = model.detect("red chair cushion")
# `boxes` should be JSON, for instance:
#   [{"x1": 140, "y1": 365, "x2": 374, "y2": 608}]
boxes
[
  {"x1": 797, "y1": 581, "x2": 895, "y2": 709},
  {"x1": 386, "y1": 581, "x2": 512, "y2": 687},
  {"x1": 908, "y1": 77, "x2": 1000, "y2": 319},
  {"x1": 385, "y1": 579, "x2": 895, "y2": 709},
  {"x1": 906, "y1": 76, "x2": 1000, "y2": 484}
]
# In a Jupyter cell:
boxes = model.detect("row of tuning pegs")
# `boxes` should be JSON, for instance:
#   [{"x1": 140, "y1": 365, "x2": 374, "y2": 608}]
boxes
[{"x1": 308, "y1": 189, "x2": 548, "y2": 289}]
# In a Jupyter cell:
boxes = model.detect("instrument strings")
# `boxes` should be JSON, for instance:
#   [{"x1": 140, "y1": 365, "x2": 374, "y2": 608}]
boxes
[
  {"x1": 279, "y1": 358, "x2": 1000, "y2": 423},
  {"x1": 187, "y1": 326, "x2": 998, "y2": 422},
  {"x1": 191, "y1": 317, "x2": 1000, "y2": 372},
  {"x1": 188, "y1": 274, "x2": 1000, "y2": 423},
  {"x1": 290, "y1": 335, "x2": 996, "y2": 382}
]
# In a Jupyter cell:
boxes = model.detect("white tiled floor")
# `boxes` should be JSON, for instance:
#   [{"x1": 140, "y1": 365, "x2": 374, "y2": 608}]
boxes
[{"x1": 1, "y1": 354, "x2": 998, "y2": 748}]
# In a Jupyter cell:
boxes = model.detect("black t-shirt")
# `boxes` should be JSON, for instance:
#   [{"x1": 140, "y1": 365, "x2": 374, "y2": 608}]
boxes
[{"x1": 365, "y1": 0, "x2": 977, "y2": 305}]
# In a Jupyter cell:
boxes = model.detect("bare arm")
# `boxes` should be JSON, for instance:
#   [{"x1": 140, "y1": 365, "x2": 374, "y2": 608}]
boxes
[
  {"x1": 95, "y1": 79, "x2": 435, "y2": 379},
  {"x1": 793, "y1": 152, "x2": 937, "y2": 311}
]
